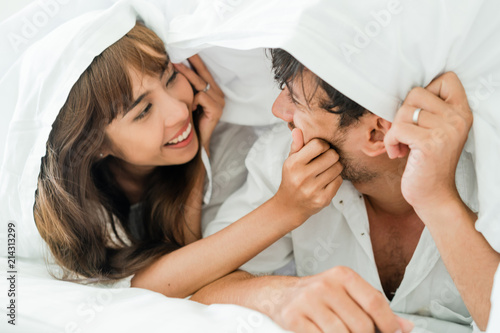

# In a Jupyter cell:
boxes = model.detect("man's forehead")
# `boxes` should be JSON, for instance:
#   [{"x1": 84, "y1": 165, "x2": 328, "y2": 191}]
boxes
[{"x1": 287, "y1": 70, "x2": 326, "y2": 107}]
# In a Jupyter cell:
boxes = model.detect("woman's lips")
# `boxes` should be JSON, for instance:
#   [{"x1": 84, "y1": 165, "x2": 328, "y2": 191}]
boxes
[{"x1": 164, "y1": 122, "x2": 194, "y2": 148}]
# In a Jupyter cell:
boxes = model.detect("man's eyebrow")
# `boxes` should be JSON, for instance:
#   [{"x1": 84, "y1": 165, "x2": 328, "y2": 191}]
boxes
[{"x1": 286, "y1": 85, "x2": 300, "y2": 104}]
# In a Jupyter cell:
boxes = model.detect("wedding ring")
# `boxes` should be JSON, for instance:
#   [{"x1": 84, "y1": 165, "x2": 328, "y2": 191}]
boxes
[
  {"x1": 202, "y1": 82, "x2": 210, "y2": 93},
  {"x1": 412, "y1": 108, "x2": 422, "y2": 125}
]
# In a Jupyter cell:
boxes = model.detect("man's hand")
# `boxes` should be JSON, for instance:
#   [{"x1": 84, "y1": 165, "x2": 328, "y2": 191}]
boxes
[
  {"x1": 270, "y1": 266, "x2": 414, "y2": 333},
  {"x1": 273, "y1": 128, "x2": 343, "y2": 223},
  {"x1": 384, "y1": 72, "x2": 473, "y2": 217}
]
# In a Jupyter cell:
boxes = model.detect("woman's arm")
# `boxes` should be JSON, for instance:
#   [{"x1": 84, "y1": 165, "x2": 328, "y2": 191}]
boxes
[{"x1": 131, "y1": 129, "x2": 343, "y2": 298}]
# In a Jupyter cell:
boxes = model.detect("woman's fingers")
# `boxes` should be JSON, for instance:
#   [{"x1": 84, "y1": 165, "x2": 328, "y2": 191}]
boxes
[
  {"x1": 173, "y1": 55, "x2": 224, "y2": 103},
  {"x1": 187, "y1": 55, "x2": 214, "y2": 86},
  {"x1": 174, "y1": 62, "x2": 207, "y2": 91}
]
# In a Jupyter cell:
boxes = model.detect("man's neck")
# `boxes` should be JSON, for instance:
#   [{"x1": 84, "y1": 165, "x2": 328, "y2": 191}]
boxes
[{"x1": 353, "y1": 158, "x2": 414, "y2": 217}]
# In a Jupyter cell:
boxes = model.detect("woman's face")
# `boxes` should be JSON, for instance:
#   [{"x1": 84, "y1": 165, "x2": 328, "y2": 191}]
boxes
[{"x1": 104, "y1": 61, "x2": 199, "y2": 172}]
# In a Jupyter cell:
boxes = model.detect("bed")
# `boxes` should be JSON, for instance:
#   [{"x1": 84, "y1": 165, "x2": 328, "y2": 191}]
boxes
[{"x1": 1, "y1": 0, "x2": 500, "y2": 332}]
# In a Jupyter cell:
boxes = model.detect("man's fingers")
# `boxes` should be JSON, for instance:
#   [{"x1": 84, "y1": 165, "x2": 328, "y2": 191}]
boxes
[
  {"x1": 340, "y1": 268, "x2": 403, "y2": 333},
  {"x1": 401, "y1": 86, "x2": 449, "y2": 115},
  {"x1": 297, "y1": 296, "x2": 349, "y2": 333},
  {"x1": 306, "y1": 305, "x2": 349, "y2": 333},
  {"x1": 289, "y1": 128, "x2": 305, "y2": 155},
  {"x1": 395, "y1": 105, "x2": 442, "y2": 129},
  {"x1": 384, "y1": 122, "x2": 427, "y2": 159},
  {"x1": 289, "y1": 317, "x2": 322, "y2": 333},
  {"x1": 396, "y1": 316, "x2": 415, "y2": 333},
  {"x1": 424, "y1": 72, "x2": 468, "y2": 107},
  {"x1": 323, "y1": 289, "x2": 376, "y2": 333}
]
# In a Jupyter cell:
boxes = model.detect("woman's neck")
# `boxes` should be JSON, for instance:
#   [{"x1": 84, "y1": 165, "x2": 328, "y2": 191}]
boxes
[{"x1": 108, "y1": 158, "x2": 155, "y2": 205}]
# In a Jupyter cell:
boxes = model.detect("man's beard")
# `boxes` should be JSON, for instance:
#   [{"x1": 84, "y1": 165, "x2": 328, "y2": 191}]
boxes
[
  {"x1": 338, "y1": 153, "x2": 377, "y2": 183},
  {"x1": 329, "y1": 139, "x2": 377, "y2": 184}
]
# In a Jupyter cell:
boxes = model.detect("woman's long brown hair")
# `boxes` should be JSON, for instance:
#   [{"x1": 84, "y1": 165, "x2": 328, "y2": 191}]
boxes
[{"x1": 33, "y1": 22, "x2": 202, "y2": 282}]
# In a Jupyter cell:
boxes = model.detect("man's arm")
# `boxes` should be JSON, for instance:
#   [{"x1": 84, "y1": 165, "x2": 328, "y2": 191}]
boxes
[
  {"x1": 385, "y1": 72, "x2": 500, "y2": 330},
  {"x1": 422, "y1": 197, "x2": 499, "y2": 330},
  {"x1": 192, "y1": 268, "x2": 414, "y2": 333}
]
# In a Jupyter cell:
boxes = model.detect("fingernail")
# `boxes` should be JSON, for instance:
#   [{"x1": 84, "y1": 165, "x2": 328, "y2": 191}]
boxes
[
  {"x1": 394, "y1": 330, "x2": 402, "y2": 333},
  {"x1": 403, "y1": 320, "x2": 414, "y2": 332}
]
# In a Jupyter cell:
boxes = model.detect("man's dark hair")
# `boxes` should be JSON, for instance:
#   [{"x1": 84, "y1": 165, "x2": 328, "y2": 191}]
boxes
[{"x1": 270, "y1": 48, "x2": 367, "y2": 128}]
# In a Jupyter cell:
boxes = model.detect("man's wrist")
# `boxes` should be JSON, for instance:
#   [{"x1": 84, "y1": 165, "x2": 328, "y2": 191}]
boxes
[{"x1": 415, "y1": 194, "x2": 476, "y2": 231}]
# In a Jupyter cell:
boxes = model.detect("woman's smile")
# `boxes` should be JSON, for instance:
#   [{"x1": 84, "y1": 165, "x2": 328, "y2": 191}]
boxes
[{"x1": 164, "y1": 119, "x2": 195, "y2": 149}]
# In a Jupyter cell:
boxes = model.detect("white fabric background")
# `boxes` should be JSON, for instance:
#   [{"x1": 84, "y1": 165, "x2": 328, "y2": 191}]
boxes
[{"x1": 0, "y1": 0, "x2": 499, "y2": 332}]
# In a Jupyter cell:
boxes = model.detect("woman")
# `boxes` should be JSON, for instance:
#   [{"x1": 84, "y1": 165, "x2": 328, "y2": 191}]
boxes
[{"x1": 33, "y1": 21, "x2": 342, "y2": 298}]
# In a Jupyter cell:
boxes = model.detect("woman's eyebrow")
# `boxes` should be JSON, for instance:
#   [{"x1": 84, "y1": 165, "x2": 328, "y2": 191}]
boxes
[
  {"x1": 127, "y1": 93, "x2": 148, "y2": 114},
  {"x1": 125, "y1": 61, "x2": 170, "y2": 115},
  {"x1": 159, "y1": 59, "x2": 170, "y2": 79}
]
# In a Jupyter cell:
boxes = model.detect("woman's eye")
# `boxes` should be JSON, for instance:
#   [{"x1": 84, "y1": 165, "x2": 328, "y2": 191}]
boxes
[
  {"x1": 166, "y1": 70, "x2": 178, "y2": 87},
  {"x1": 136, "y1": 104, "x2": 152, "y2": 121}
]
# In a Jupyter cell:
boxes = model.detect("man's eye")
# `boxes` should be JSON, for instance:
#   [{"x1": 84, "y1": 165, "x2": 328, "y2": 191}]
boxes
[
  {"x1": 166, "y1": 70, "x2": 178, "y2": 87},
  {"x1": 136, "y1": 104, "x2": 152, "y2": 121}
]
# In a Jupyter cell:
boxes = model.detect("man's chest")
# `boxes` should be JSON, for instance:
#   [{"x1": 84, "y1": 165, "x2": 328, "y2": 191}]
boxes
[{"x1": 368, "y1": 212, "x2": 424, "y2": 299}]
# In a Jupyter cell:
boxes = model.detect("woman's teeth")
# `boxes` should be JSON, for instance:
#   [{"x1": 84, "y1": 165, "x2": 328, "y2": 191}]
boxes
[{"x1": 167, "y1": 123, "x2": 192, "y2": 145}]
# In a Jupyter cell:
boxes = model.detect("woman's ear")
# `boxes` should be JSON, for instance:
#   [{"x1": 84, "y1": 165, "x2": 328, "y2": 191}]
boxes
[
  {"x1": 98, "y1": 136, "x2": 112, "y2": 159},
  {"x1": 361, "y1": 116, "x2": 392, "y2": 157}
]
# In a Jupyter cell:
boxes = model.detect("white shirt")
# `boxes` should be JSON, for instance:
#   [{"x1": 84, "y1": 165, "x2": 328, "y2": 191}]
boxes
[{"x1": 204, "y1": 123, "x2": 480, "y2": 333}]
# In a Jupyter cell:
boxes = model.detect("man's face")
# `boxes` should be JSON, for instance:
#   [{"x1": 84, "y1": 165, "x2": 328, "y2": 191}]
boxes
[{"x1": 272, "y1": 71, "x2": 377, "y2": 183}]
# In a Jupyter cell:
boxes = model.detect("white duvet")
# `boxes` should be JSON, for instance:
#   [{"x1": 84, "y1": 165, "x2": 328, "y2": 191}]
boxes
[{"x1": 1, "y1": 0, "x2": 499, "y2": 332}]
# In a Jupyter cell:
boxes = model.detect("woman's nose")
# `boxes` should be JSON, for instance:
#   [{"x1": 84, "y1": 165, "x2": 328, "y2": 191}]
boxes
[
  {"x1": 162, "y1": 97, "x2": 189, "y2": 127},
  {"x1": 272, "y1": 89, "x2": 295, "y2": 122}
]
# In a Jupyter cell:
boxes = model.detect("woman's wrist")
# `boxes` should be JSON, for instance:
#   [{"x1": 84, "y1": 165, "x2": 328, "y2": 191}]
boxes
[
  {"x1": 202, "y1": 140, "x2": 211, "y2": 157},
  {"x1": 268, "y1": 195, "x2": 311, "y2": 232}
]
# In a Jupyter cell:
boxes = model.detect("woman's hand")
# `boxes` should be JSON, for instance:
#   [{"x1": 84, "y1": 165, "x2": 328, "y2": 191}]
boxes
[
  {"x1": 174, "y1": 55, "x2": 225, "y2": 154},
  {"x1": 273, "y1": 128, "x2": 344, "y2": 224}
]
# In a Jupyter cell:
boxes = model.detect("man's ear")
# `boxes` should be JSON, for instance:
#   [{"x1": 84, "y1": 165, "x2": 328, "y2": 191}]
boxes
[{"x1": 361, "y1": 116, "x2": 392, "y2": 157}]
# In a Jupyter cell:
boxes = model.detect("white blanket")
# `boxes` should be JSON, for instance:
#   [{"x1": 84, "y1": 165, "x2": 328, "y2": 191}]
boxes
[{"x1": 1, "y1": 0, "x2": 499, "y2": 332}]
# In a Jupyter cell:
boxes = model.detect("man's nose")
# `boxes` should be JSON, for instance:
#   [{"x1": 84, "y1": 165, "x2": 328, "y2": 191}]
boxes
[{"x1": 272, "y1": 89, "x2": 294, "y2": 122}]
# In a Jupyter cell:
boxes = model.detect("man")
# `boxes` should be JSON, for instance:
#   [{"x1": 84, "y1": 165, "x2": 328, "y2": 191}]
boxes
[{"x1": 192, "y1": 49, "x2": 500, "y2": 333}]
